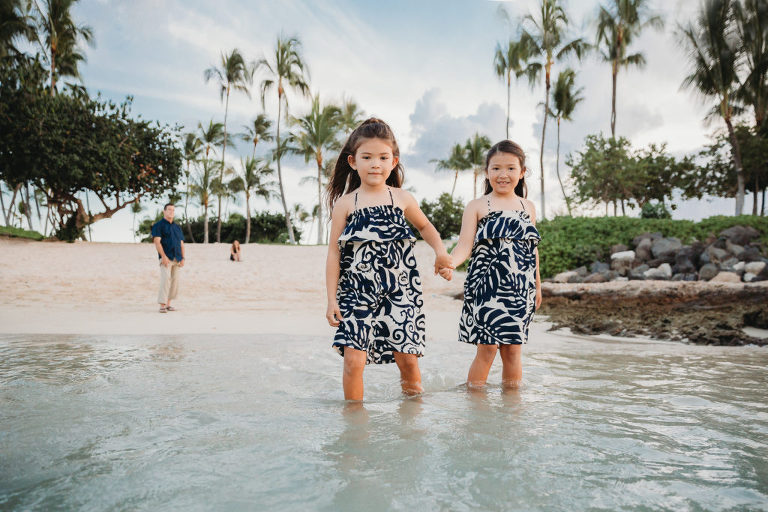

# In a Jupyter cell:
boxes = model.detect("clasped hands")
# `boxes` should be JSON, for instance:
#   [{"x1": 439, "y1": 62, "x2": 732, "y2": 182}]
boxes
[{"x1": 434, "y1": 252, "x2": 455, "y2": 281}]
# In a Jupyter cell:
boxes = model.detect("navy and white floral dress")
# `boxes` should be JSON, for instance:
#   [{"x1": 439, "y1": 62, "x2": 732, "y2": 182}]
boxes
[
  {"x1": 333, "y1": 188, "x2": 426, "y2": 364},
  {"x1": 459, "y1": 197, "x2": 541, "y2": 345}
]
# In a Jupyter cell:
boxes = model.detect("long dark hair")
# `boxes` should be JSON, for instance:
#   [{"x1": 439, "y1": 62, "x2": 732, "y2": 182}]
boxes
[
  {"x1": 326, "y1": 118, "x2": 404, "y2": 210},
  {"x1": 483, "y1": 140, "x2": 528, "y2": 198}
]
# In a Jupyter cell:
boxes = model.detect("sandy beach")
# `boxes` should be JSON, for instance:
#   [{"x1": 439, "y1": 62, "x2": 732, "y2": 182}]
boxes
[{"x1": 0, "y1": 238, "x2": 468, "y2": 340}]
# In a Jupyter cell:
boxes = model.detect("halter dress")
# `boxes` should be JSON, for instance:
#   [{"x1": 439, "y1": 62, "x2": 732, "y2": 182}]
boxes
[
  {"x1": 458, "y1": 197, "x2": 541, "y2": 345},
  {"x1": 333, "y1": 188, "x2": 426, "y2": 364}
]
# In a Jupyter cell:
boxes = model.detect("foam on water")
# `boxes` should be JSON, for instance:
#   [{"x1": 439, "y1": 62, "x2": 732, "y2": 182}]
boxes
[{"x1": 0, "y1": 331, "x2": 766, "y2": 511}]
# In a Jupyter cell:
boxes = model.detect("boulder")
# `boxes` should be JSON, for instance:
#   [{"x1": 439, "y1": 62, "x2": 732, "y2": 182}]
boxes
[
  {"x1": 739, "y1": 246, "x2": 765, "y2": 262},
  {"x1": 629, "y1": 264, "x2": 649, "y2": 280},
  {"x1": 744, "y1": 261, "x2": 766, "y2": 274},
  {"x1": 644, "y1": 263, "x2": 672, "y2": 280},
  {"x1": 553, "y1": 271, "x2": 578, "y2": 283},
  {"x1": 710, "y1": 271, "x2": 741, "y2": 283},
  {"x1": 635, "y1": 238, "x2": 653, "y2": 261},
  {"x1": 699, "y1": 250, "x2": 711, "y2": 266},
  {"x1": 719, "y1": 225, "x2": 760, "y2": 246},
  {"x1": 611, "y1": 250, "x2": 636, "y2": 276},
  {"x1": 726, "y1": 240, "x2": 745, "y2": 257},
  {"x1": 699, "y1": 263, "x2": 719, "y2": 281},
  {"x1": 720, "y1": 257, "x2": 741, "y2": 272},
  {"x1": 590, "y1": 261, "x2": 610, "y2": 273},
  {"x1": 611, "y1": 243, "x2": 629, "y2": 255},
  {"x1": 744, "y1": 272, "x2": 758, "y2": 282},
  {"x1": 672, "y1": 273, "x2": 698, "y2": 281},
  {"x1": 753, "y1": 265, "x2": 768, "y2": 282},
  {"x1": 707, "y1": 246, "x2": 729, "y2": 264},
  {"x1": 611, "y1": 276, "x2": 629, "y2": 282},
  {"x1": 583, "y1": 272, "x2": 608, "y2": 283},
  {"x1": 672, "y1": 253, "x2": 697, "y2": 274},
  {"x1": 686, "y1": 241, "x2": 707, "y2": 267},
  {"x1": 632, "y1": 231, "x2": 662, "y2": 247},
  {"x1": 651, "y1": 237, "x2": 682, "y2": 259},
  {"x1": 648, "y1": 254, "x2": 676, "y2": 268},
  {"x1": 575, "y1": 266, "x2": 589, "y2": 277}
]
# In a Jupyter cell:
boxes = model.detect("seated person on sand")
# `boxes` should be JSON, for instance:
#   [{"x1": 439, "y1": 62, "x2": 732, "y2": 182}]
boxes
[{"x1": 230, "y1": 240, "x2": 242, "y2": 262}]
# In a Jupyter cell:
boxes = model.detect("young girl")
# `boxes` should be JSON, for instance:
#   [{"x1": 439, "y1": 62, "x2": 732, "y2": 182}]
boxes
[
  {"x1": 441, "y1": 140, "x2": 542, "y2": 389},
  {"x1": 230, "y1": 240, "x2": 242, "y2": 261},
  {"x1": 325, "y1": 118, "x2": 453, "y2": 401}
]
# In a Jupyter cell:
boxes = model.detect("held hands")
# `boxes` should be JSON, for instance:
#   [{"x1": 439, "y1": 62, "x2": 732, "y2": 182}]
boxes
[
  {"x1": 326, "y1": 301, "x2": 342, "y2": 327},
  {"x1": 434, "y1": 252, "x2": 455, "y2": 281}
]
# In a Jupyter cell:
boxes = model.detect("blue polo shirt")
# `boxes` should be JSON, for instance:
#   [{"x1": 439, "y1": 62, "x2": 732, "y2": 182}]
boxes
[{"x1": 151, "y1": 218, "x2": 185, "y2": 262}]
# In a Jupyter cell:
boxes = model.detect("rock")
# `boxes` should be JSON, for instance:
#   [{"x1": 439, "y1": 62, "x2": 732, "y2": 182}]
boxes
[
  {"x1": 611, "y1": 244, "x2": 629, "y2": 255},
  {"x1": 575, "y1": 266, "x2": 589, "y2": 277},
  {"x1": 719, "y1": 225, "x2": 760, "y2": 246},
  {"x1": 744, "y1": 272, "x2": 757, "y2": 282},
  {"x1": 652, "y1": 237, "x2": 683, "y2": 259},
  {"x1": 635, "y1": 238, "x2": 653, "y2": 261},
  {"x1": 611, "y1": 250, "x2": 636, "y2": 276},
  {"x1": 699, "y1": 263, "x2": 719, "y2": 281},
  {"x1": 699, "y1": 250, "x2": 711, "y2": 266},
  {"x1": 745, "y1": 261, "x2": 766, "y2": 274},
  {"x1": 753, "y1": 265, "x2": 768, "y2": 282},
  {"x1": 733, "y1": 261, "x2": 745, "y2": 272},
  {"x1": 644, "y1": 263, "x2": 672, "y2": 280},
  {"x1": 720, "y1": 257, "x2": 741, "y2": 272},
  {"x1": 739, "y1": 247, "x2": 765, "y2": 262},
  {"x1": 611, "y1": 276, "x2": 629, "y2": 282},
  {"x1": 583, "y1": 272, "x2": 608, "y2": 283},
  {"x1": 710, "y1": 271, "x2": 741, "y2": 283},
  {"x1": 672, "y1": 273, "x2": 698, "y2": 281},
  {"x1": 648, "y1": 254, "x2": 676, "y2": 268},
  {"x1": 712, "y1": 237, "x2": 728, "y2": 250},
  {"x1": 629, "y1": 264, "x2": 649, "y2": 280},
  {"x1": 553, "y1": 271, "x2": 578, "y2": 283},
  {"x1": 672, "y1": 254, "x2": 697, "y2": 274},
  {"x1": 590, "y1": 261, "x2": 610, "y2": 273},
  {"x1": 726, "y1": 240, "x2": 745, "y2": 257},
  {"x1": 632, "y1": 231, "x2": 662, "y2": 247},
  {"x1": 686, "y1": 241, "x2": 707, "y2": 267},
  {"x1": 707, "y1": 246, "x2": 729, "y2": 264}
]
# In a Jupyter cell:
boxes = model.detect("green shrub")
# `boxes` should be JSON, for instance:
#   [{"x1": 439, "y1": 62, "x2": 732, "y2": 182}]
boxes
[
  {"x1": 0, "y1": 225, "x2": 44, "y2": 240},
  {"x1": 415, "y1": 193, "x2": 464, "y2": 240},
  {"x1": 536, "y1": 215, "x2": 768, "y2": 278},
  {"x1": 137, "y1": 211, "x2": 300, "y2": 244}
]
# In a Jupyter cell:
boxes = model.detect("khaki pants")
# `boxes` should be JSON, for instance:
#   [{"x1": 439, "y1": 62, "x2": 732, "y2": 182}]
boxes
[{"x1": 158, "y1": 260, "x2": 181, "y2": 304}]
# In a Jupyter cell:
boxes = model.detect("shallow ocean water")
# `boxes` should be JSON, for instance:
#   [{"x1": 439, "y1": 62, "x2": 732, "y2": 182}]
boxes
[{"x1": 0, "y1": 331, "x2": 766, "y2": 511}]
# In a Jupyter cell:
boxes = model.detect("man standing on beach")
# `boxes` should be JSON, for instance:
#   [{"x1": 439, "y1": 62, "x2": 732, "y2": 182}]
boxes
[{"x1": 152, "y1": 203, "x2": 185, "y2": 313}]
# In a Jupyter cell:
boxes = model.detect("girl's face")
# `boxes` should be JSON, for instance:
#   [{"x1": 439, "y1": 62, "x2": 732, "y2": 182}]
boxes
[
  {"x1": 348, "y1": 138, "x2": 398, "y2": 187},
  {"x1": 486, "y1": 152, "x2": 524, "y2": 195}
]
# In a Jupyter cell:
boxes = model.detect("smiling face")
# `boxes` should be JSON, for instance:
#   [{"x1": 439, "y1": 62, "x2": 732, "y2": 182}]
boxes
[
  {"x1": 347, "y1": 138, "x2": 399, "y2": 187},
  {"x1": 486, "y1": 152, "x2": 524, "y2": 195}
]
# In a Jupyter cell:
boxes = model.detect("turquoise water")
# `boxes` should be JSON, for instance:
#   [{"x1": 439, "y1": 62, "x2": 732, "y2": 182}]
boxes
[{"x1": 1, "y1": 332, "x2": 766, "y2": 511}]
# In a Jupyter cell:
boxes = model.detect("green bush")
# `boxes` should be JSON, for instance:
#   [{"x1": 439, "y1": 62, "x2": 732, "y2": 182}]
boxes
[
  {"x1": 0, "y1": 225, "x2": 44, "y2": 240},
  {"x1": 137, "y1": 211, "x2": 300, "y2": 244},
  {"x1": 536, "y1": 215, "x2": 768, "y2": 278},
  {"x1": 415, "y1": 193, "x2": 464, "y2": 240},
  {"x1": 640, "y1": 202, "x2": 672, "y2": 219}
]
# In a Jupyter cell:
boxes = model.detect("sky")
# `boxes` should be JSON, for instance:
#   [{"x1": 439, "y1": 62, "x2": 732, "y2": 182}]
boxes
[{"x1": 14, "y1": 0, "x2": 756, "y2": 242}]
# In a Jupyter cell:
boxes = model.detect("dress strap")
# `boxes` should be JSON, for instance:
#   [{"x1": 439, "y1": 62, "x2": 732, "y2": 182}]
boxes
[
  {"x1": 486, "y1": 196, "x2": 492, "y2": 214},
  {"x1": 353, "y1": 192, "x2": 358, "y2": 211},
  {"x1": 387, "y1": 187, "x2": 394, "y2": 206},
  {"x1": 519, "y1": 198, "x2": 526, "y2": 212}
]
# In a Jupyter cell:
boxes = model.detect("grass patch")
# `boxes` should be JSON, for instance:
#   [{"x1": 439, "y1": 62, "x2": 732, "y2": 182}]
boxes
[{"x1": 0, "y1": 225, "x2": 44, "y2": 241}]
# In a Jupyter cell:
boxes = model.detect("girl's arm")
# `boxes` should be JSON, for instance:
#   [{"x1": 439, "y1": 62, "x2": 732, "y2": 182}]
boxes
[
  {"x1": 400, "y1": 191, "x2": 452, "y2": 274},
  {"x1": 527, "y1": 199, "x2": 542, "y2": 310},
  {"x1": 326, "y1": 196, "x2": 351, "y2": 327},
  {"x1": 448, "y1": 200, "x2": 481, "y2": 269}
]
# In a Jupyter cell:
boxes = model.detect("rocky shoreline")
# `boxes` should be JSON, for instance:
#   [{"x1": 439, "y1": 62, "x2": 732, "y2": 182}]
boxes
[{"x1": 539, "y1": 281, "x2": 768, "y2": 346}]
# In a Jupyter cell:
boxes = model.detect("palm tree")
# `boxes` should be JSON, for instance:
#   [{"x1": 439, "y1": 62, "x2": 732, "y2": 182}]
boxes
[
  {"x1": 290, "y1": 94, "x2": 342, "y2": 244},
  {"x1": 190, "y1": 159, "x2": 220, "y2": 243},
  {"x1": 240, "y1": 113, "x2": 273, "y2": 159},
  {"x1": 0, "y1": 0, "x2": 35, "y2": 58},
  {"x1": 735, "y1": 0, "x2": 768, "y2": 131},
  {"x1": 339, "y1": 96, "x2": 365, "y2": 133},
  {"x1": 494, "y1": 39, "x2": 527, "y2": 139},
  {"x1": 596, "y1": 0, "x2": 663, "y2": 137},
  {"x1": 550, "y1": 68, "x2": 583, "y2": 215},
  {"x1": 291, "y1": 203, "x2": 310, "y2": 242},
  {"x1": 465, "y1": 133, "x2": 492, "y2": 199},
  {"x1": 230, "y1": 157, "x2": 276, "y2": 244},
  {"x1": 204, "y1": 48, "x2": 253, "y2": 243},
  {"x1": 197, "y1": 120, "x2": 227, "y2": 160},
  {"x1": 679, "y1": 0, "x2": 746, "y2": 215},
  {"x1": 519, "y1": 0, "x2": 586, "y2": 219},
  {"x1": 431, "y1": 143, "x2": 471, "y2": 198},
  {"x1": 182, "y1": 133, "x2": 202, "y2": 242},
  {"x1": 36, "y1": 0, "x2": 94, "y2": 95},
  {"x1": 256, "y1": 34, "x2": 311, "y2": 245}
]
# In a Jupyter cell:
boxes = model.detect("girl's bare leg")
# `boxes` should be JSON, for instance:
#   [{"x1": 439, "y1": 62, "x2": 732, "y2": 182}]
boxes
[
  {"x1": 393, "y1": 352, "x2": 423, "y2": 395},
  {"x1": 467, "y1": 344, "x2": 498, "y2": 388},
  {"x1": 343, "y1": 348, "x2": 367, "y2": 401},
  {"x1": 499, "y1": 344, "x2": 522, "y2": 389}
]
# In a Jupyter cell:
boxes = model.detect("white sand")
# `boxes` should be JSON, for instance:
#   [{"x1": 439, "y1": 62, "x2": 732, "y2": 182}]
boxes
[{"x1": 0, "y1": 238, "x2": 467, "y2": 340}]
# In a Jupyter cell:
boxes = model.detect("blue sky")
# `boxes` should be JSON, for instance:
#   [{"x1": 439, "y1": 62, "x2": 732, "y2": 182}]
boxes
[{"x1": 48, "y1": 0, "x2": 748, "y2": 241}]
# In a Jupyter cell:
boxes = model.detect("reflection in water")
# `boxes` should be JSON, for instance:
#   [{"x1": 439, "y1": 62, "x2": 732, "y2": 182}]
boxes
[{"x1": 1, "y1": 333, "x2": 767, "y2": 511}]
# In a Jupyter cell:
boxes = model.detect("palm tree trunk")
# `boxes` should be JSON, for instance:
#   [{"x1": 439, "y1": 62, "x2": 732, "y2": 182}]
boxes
[
  {"x1": 506, "y1": 72, "x2": 511, "y2": 139},
  {"x1": 753, "y1": 174, "x2": 758, "y2": 216},
  {"x1": 0, "y1": 182, "x2": 7, "y2": 225},
  {"x1": 555, "y1": 118, "x2": 571, "y2": 216},
  {"x1": 540, "y1": 76, "x2": 550, "y2": 220},
  {"x1": 217, "y1": 86, "x2": 231, "y2": 243},
  {"x1": 761, "y1": 186, "x2": 765, "y2": 216},
  {"x1": 7, "y1": 184, "x2": 20, "y2": 225},
  {"x1": 621, "y1": 199, "x2": 626, "y2": 216},
  {"x1": 451, "y1": 170, "x2": 458, "y2": 199},
  {"x1": 245, "y1": 193, "x2": 251, "y2": 244},
  {"x1": 473, "y1": 169, "x2": 478, "y2": 199},
  {"x1": 184, "y1": 164, "x2": 196, "y2": 243},
  {"x1": 724, "y1": 116, "x2": 745, "y2": 215},
  {"x1": 50, "y1": 49, "x2": 55, "y2": 96},
  {"x1": 316, "y1": 157, "x2": 324, "y2": 245},
  {"x1": 23, "y1": 183, "x2": 33, "y2": 229},
  {"x1": 611, "y1": 62, "x2": 617, "y2": 137},
  {"x1": 275, "y1": 93, "x2": 297, "y2": 244},
  {"x1": 203, "y1": 202, "x2": 209, "y2": 244}
]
